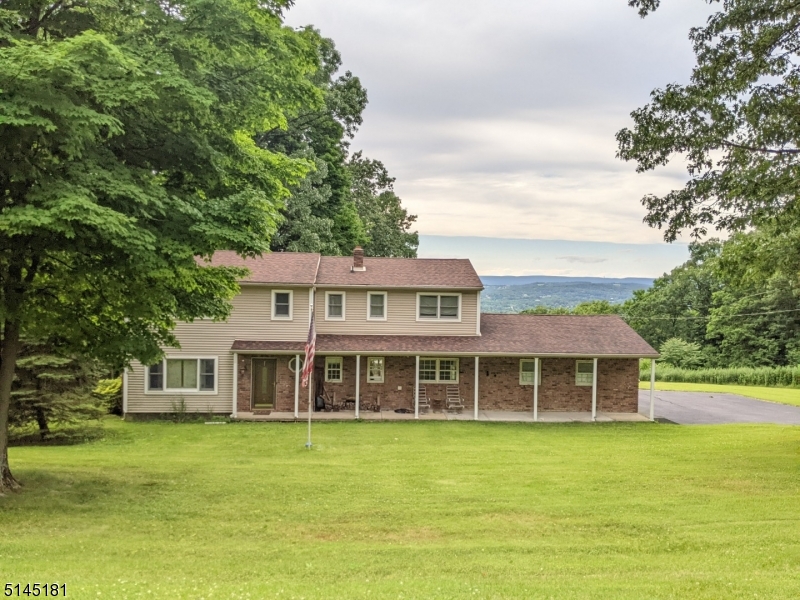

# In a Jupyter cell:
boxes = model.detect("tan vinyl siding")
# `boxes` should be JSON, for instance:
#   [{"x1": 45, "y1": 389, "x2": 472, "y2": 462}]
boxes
[
  {"x1": 126, "y1": 285, "x2": 309, "y2": 413},
  {"x1": 315, "y1": 290, "x2": 479, "y2": 336}
]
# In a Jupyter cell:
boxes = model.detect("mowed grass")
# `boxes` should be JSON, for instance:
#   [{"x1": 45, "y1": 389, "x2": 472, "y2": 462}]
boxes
[
  {"x1": 2, "y1": 420, "x2": 800, "y2": 599},
  {"x1": 639, "y1": 380, "x2": 800, "y2": 407}
]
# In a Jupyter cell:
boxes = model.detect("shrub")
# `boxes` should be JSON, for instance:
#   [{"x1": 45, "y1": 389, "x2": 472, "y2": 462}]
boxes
[{"x1": 659, "y1": 338, "x2": 704, "y2": 369}]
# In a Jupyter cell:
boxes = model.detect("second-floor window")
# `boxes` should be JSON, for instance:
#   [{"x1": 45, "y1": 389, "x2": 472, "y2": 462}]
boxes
[
  {"x1": 326, "y1": 292, "x2": 345, "y2": 320},
  {"x1": 418, "y1": 294, "x2": 460, "y2": 320},
  {"x1": 272, "y1": 290, "x2": 293, "y2": 320},
  {"x1": 368, "y1": 292, "x2": 387, "y2": 320}
]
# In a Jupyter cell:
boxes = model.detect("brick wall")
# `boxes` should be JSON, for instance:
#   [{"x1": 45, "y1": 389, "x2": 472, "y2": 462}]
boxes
[
  {"x1": 477, "y1": 357, "x2": 639, "y2": 412},
  {"x1": 237, "y1": 355, "x2": 297, "y2": 412}
]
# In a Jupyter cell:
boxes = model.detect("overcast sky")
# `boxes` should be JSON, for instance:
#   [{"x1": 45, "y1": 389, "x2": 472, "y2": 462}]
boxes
[{"x1": 285, "y1": 0, "x2": 714, "y2": 276}]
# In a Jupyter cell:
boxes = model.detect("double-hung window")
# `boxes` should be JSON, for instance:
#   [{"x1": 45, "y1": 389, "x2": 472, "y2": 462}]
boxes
[
  {"x1": 326, "y1": 292, "x2": 345, "y2": 320},
  {"x1": 417, "y1": 294, "x2": 460, "y2": 320},
  {"x1": 367, "y1": 292, "x2": 387, "y2": 320},
  {"x1": 272, "y1": 290, "x2": 293, "y2": 320},
  {"x1": 575, "y1": 360, "x2": 594, "y2": 386},
  {"x1": 418, "y1": 358, "x2": 459, "y2": 383},
  {"x1": 147, "y1": 358, "x2": 217, "y2": 392},
  {"x1": 367, "y1": 357, "x2": 384, "y2": 383},
  {"x1": 325, "y1": 357, "x2": 343, "y2": 383},
  {"x1": 519, "y1": 359, "x2": 542, "y2": 385}
]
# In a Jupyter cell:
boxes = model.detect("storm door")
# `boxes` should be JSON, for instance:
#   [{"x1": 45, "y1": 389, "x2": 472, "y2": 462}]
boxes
[{"x1": 252, "y1": 358, "x2": 277, "y2": 410}]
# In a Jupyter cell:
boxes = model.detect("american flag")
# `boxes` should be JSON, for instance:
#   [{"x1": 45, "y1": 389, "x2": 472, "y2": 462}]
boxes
[{"x1": 301, "y1": 308, "x2": 316, "y2": 388}]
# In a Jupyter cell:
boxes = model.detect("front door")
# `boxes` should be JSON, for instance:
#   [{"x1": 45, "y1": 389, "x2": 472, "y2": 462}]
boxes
[{"x1": 252, "y1": 358, "x2": 277, "y2": 410}]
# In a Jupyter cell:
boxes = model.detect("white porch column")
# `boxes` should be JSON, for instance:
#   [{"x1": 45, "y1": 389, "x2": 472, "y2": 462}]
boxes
[
  {"x1": 649, "y1": 358, "x2": 656, "y2": 421},
  {"x1": 533, "y1": 357, "x2": 539, "y2": 422},
  {"x1": 294, "y1": 354, "x2": 300, "y2": 418},
  {"x1": 591, "y1": 357, "x2": 598, "y2": 422},
  {"x1": 122, "y1": 370, "x2": 129, "y2": 416},
  {"x1": 355, "y1": 355, "x2": 361, "y2": 419},
  {"x1": 414, "y1": 355, "x2": 420, "y2": 419},
  {"x1": 473, "y1": 356, "x2": 479, "y2": 420},
  {"x1": 232, "y1": 353, "x2": 238, "y2": 418}
]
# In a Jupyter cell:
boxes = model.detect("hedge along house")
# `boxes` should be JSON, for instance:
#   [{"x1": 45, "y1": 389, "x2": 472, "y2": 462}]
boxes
[{"x1": 123, "y1": 248, "x2": 659, "y2": 421}]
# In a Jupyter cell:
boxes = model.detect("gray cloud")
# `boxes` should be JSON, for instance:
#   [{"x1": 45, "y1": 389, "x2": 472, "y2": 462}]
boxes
[{"x1": 286, "y1": 0, "x2": 715, "y2": 245}]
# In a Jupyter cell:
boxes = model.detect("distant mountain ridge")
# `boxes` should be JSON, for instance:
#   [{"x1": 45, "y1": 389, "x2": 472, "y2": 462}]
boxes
[
  {"x1": 479, "y1": 276, "x2": 653, "y2": 313},
  {"x1": 480, "y1": 275, "x2": 655, "y2": 286}
]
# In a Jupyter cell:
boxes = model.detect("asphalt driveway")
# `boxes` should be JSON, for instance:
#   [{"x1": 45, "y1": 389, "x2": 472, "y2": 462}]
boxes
[{"x1": 638, "y1": 389, "x2": 800, "y2": 425}]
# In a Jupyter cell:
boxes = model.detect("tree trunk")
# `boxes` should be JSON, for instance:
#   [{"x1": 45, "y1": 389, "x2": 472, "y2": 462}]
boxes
[
  {"x1": 0, "y1": 319, "x2": 22, "y2": 494},
  {"x1": 35, "y1": 407, "x2": 50, "y2": 441}
]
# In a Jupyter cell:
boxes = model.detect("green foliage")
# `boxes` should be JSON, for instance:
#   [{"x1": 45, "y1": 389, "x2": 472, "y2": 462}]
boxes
[
  {"x1": 348, "y1": 152, "x2": 419, "y2": 257},
  {"x1": 10, "y1": 342, "x2": 105, "y2": 437},
  {"x1": 94, "y1": 378, "x2": 122, "y2": 415},
  {"x1": 0, "y1": 0, "x2": 327, "y2": 488},
  {"x1": 639, "y1": 363, "x2": 800, "y2": 387},
  {"x1": 520, "y1": 300, "x2": 622, "y2": 315},
  {"x1": 621, "y1": 227, "x2": 800, "y2": 369},
  {"x1": 658, "y1": 338, "x2": 704, "y2": 369},
  {"x1": 618, "y1": 0, "x2": 800, "y2": 240}
]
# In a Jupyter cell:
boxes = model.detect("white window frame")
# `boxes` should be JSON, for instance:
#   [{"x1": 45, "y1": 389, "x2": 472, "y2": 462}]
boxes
[
  {"x1": 366, "y1": 291, "x2": 388, "y2": 321},
  {"x1": 325, "y1": 356, "x2": 343, "y2": 383},
  {"x1": 325, "y1": 291, "x2": 346, "y2": 321},
  {"x1": 519, "y1": 359, "x2": 542, "y2": 385},
  {"x1": 416, "y1": 293, "x2": 462, "y2": 322},
  {"x1": 367, "y1": 357, "x2": 385, "y2": 383},
  {"x1": 575, "y1": 360, "x2": 594, "y2": 386},
  {"x1": 144, "y1": 357, "x2": 218, "y2": 394},
  {"x1": 271, "y1": 289, "x2": 293, "y2": 321},
  {"x1": 418, "y1": 357, "x2": 459, "y2": 384}
]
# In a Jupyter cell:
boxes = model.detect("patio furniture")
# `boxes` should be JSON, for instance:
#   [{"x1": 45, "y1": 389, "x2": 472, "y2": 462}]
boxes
[
  {"x1": 418, "y1": 386, "x2": 431, "y2": 412},
  {"x1": 446, "y1": 386, "x2": 465, "y2": 412}
]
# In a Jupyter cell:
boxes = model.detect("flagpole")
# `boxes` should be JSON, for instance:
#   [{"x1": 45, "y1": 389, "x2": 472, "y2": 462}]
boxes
[
  {"x1": 306, "y1": 380, "x2": 312, "y2": 448},
  {"x1": 303, "y1": 302, "x2": 316, "y2": 449}
]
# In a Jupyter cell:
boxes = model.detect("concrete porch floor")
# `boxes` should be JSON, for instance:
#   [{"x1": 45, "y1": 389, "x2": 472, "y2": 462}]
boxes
[{"x1": 234, "y1": 410, "x2": 650, "y2": 423}]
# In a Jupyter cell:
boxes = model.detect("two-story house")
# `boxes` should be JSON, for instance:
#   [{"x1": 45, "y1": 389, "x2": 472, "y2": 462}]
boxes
[{"x1": 123, "y1": 247, "x2": 658, "y2": 419}]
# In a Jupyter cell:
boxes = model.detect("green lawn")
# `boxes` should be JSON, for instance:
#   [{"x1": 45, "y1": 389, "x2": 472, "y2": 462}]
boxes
[
  {"x1": 639, "y1": 380, "x2": 800, "y2": 407},
  {"x1": 2, "y1": 419, "x2": 800, "y2": 599}
]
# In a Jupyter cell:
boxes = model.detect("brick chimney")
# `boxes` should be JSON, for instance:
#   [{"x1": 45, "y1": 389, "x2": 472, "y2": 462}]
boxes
[{"x1": 352, "y1": 246, "x2": 366, "y2": 272}]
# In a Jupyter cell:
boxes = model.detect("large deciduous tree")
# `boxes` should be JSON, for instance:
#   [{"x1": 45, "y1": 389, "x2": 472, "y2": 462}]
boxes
[
  {"x1": 0, "y1": 0, "x2": 322, "y2": 493},
  {"x1": 618, "y1": 0, "x2": 800, "y2": 240}
]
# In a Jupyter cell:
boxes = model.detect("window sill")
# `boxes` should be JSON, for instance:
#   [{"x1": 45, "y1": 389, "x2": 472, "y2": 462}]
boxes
[{"x1": 145, "y1": 390, "x2": 219, "y2": 395}]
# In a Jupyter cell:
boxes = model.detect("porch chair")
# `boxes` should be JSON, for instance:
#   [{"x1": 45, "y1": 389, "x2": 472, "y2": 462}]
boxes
[
  {"x1": 417, "y1": 385, "x2": 431, "y2": 412},
  {"x1": 446, "y1": 386, "x2": 465, "y2": 412}
]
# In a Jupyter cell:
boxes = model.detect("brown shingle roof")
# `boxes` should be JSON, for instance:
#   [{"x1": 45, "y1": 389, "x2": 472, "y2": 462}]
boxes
[
  {"x1": 231, "y1": 314, "x2": 658, "y2": 357},
  {"x1": 199, "y1": 251, "x2": 320, "y2": 285},
  {"x1": 316, "y1": 256, "x2": 483, "y2": 289}
]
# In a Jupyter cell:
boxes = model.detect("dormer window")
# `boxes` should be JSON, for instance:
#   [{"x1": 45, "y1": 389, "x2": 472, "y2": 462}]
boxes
[
  {"x1": 325, "y1": 291, "x2": 345, "y2": 320},
  {"x1": 417, "y1": 293, "x2": 461, "y2": 321}
]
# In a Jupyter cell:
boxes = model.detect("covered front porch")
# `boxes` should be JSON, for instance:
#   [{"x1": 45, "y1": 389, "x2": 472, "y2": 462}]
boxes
[{"x1": 231, "y1": 350, "x2": 651, "y2": 421}]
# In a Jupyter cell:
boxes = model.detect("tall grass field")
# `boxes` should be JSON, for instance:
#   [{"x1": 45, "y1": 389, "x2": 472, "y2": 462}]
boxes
[
  {"x1": 639, "y1": 361, "x2": 800, "y2": 387},
  {"x1": 2, "y1": 419, "x2": 800, "y2": 599}
]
